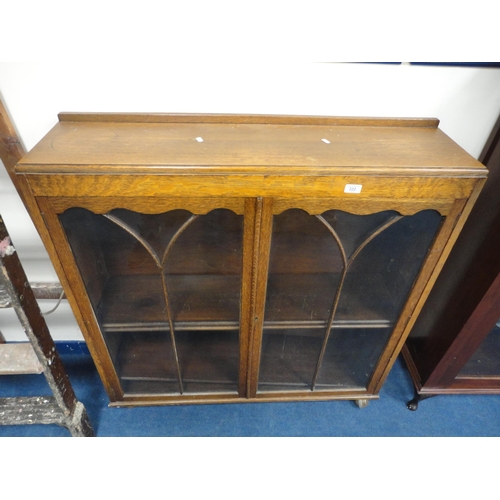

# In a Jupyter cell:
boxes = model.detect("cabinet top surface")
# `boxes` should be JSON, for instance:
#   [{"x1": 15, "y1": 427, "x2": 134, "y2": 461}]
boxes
[{"x1": 16, "y1": 114, "x2": 486, "y2": 176}]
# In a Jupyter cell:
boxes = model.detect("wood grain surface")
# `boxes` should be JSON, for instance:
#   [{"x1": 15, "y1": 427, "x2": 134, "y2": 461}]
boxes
[
  {"x1": 17, "y1": 115, "x2": 483, "y2": 174},
  {"x1": 15, "y1": 112, "x2": 488, "y2": 405}
]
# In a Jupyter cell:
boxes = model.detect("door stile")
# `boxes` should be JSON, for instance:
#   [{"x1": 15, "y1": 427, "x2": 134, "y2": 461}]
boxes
[
  {"x1": 35, "y1": 197, "x2": 124, "y2": 401},
  {"x1": 246, "y1": 197, "x2": 274, "y2": 398},
  {"x1": 239, "y1": 198, "x2": 257, "y2": 396}
]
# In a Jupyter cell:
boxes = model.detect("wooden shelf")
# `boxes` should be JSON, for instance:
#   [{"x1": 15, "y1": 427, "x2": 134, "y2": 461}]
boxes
[
  {"x1": 116, "y1": 330, "x2": 239, "y2": 395},
  {"x1": 114, "y1": 326, "x2": 390, "y2": 395},
  {"x1": 264, "y1": 272, "x2": 397, "y2": 326},
  {"x1": 99, "y1": 272, "x2": 397, "y2": 333},
  {"x1": 0, "y1": 343, "x2": 43, "y2": 375},
  {"x1": 259, "y1": 327, "x2": 392, "y2": 392},
  {"x1": 0, "y1": 396, "x2": 71, "y2": 425},
  {"x1": 99, "y1": 274, "x2": 241, "y2": 331}
]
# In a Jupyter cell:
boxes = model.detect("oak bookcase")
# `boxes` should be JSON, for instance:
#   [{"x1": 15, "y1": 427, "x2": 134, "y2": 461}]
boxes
[{"x1": 14, "y1": 113, "x2": 487, "y2": 407}]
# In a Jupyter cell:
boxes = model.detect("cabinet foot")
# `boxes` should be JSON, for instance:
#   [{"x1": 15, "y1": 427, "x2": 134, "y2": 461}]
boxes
[
  {"x1": 355, "y1": 399, "x2": 369, "y2": 409},
  {"x1": 406, "y1": 389, "x2": 436, "y2": 411}
]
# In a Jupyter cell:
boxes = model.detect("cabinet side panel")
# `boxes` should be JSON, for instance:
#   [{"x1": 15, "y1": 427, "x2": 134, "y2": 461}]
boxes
[{"x1": 406, "y1": 125, "x2": 500, "y2": 385}]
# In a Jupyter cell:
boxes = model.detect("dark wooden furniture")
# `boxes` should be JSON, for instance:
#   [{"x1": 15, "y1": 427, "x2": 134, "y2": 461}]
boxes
[
  {"x1": 403, "y1": 114, "x2": 500, "y2": 409},
  {"x1": 0, "y1": 214, "x2": 94, "y2": 436},
  {"x1": 0, "y1": 100, "x2": 93, "y2": 436},
  {"x1": 14, "y1": 112, "x2": 486, "y2": 408},
  {"x1": 0, "y1": 98, "x2": 64, "y2": 302}
]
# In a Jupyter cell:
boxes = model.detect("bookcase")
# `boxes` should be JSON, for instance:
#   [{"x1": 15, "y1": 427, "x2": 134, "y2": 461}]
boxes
[
  {"x1": 403, "y1": 114, "x2": 500, "y2": 408},
  {"x1": 14, "y1": 113, "x2": 486, "y2": 407}
]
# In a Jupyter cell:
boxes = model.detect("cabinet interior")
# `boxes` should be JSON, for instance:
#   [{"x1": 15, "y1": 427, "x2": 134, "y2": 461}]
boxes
[
  {"x1": 59, "y1": 205, "x2": 443, "y2": 397},
  {"x1": 457, "y1": 324, "x2": 500, "y2": 378}
]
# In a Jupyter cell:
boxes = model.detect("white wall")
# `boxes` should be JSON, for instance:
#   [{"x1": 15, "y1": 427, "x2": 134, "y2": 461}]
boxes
[{"x1": 1, "y1": 62, "x2": 500, "y2": 341}]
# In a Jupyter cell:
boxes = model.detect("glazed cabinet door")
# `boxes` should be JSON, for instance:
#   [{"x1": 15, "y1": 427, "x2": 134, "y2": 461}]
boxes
[
  {"x1": 250, "y1": 200, "x2": 445, "y2": 398},
  {"x1": 37, "y1": 194, "x2": 469, "y2": 404},
  {"x1": 42, "y1": 197, "x2": 253, "y2": 402}
]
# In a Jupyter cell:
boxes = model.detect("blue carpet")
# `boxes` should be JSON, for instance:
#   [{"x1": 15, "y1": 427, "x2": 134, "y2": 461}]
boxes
[
  {"x1": 1, "y1": 343, "x2": 499, "y2": 437},
  {"x1": 1, "y1": 344, "x2": 498, "y2": 500}
]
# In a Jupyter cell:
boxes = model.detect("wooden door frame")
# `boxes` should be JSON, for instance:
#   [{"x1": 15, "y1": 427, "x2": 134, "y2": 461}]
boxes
[{"x1": 35, "y1": 195, "x2": 256, "y2": 404}]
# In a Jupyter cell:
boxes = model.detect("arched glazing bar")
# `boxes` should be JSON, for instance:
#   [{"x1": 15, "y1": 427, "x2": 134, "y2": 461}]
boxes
[
  {"x1": 103, "y1": 212, "x2": 198, "y2": 395},
  {"x1": 310, "y1": 213, "x2": 403, "y2": 390}
]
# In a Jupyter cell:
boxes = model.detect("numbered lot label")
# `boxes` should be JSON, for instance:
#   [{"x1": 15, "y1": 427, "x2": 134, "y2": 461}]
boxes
[{"x1": 344, "y1": 184, "x2": 363, "y2": 194}]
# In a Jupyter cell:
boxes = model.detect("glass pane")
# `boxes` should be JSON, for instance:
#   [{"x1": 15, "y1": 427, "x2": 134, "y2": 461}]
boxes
[
  {"x1": 258, "y1": 209, "x2": 443, "y2": 392},
  {"x1": 315, "y1": 328, "x2": 393, "y2": 389},
  {"x1": 458, "y1": 321, "x2": 500, "y2": 377},
  {"x1": 60, "y1": 207, "x2": 243, "y2": 395}
]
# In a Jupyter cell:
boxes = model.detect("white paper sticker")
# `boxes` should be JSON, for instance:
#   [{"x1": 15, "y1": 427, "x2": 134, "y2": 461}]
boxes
[
  {"x1": 195, "y1": 137, "x2": 204, "y2": 142},
  {"x1": 344, "y1": 184, "x2": 362, "y2": 194}
]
